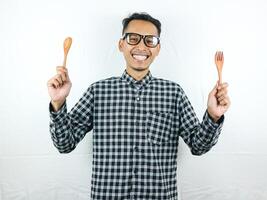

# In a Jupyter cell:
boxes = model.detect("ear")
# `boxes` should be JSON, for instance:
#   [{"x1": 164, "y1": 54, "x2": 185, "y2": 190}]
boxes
[
  {"x1": 118, "y1": 39, "x2": 124, "y2": 52},
  {"x1": 155, "y1": 43, "x2": 161, "y2": 56}
]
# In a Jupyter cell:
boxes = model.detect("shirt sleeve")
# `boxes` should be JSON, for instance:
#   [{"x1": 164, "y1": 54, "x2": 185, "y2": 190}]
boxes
[
  {"x1": 49, "y1": 85, "x2": 94, "y2": 153},
  {"x1": 176, "y1": 88, "x2": 224, "y2": 155}
]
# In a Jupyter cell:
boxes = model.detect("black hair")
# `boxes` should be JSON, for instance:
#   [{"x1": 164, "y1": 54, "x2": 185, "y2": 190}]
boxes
[{"x1": 122, "y1": 12, "x2": 161, "y2": 36}]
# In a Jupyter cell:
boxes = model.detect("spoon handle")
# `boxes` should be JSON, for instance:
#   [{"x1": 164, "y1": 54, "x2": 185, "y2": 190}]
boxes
[{"x1": 63, "y1": 54, "x2": 67, "y2": 67}]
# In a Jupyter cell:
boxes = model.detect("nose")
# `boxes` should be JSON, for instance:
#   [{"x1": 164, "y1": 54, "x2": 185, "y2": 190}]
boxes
[{"x1": 135, "y1": 37, "x2": 147, "y2": 49}]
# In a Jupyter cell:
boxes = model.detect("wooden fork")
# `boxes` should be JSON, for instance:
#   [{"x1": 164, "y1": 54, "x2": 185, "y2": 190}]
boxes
[{"x1": 215, "y1": 51, "x2": 224, "y2": 84}]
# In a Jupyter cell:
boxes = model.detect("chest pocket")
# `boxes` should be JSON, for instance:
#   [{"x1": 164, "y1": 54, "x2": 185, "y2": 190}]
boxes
[{"x1": 146, "y1": 111, "x2": 174, "y2": 145}]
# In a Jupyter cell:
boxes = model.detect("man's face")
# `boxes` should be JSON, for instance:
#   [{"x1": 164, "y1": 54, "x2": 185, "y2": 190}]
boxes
[{"x1": 119, "y1": 20, "x2": 160, "y2": 72}]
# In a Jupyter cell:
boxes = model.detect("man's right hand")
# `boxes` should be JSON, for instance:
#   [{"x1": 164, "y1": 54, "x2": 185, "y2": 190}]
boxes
[{"x1": 47, "y1": 66, "x2": 72, "y2": 111}]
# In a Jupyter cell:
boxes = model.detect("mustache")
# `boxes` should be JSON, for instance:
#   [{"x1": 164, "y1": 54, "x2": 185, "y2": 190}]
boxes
[
  {"x1": 131, "y1": 51, "x2": 150, "y2": 56},
  {"x1": 131, "y1": 49, "x2": 150, "y2": 56}
]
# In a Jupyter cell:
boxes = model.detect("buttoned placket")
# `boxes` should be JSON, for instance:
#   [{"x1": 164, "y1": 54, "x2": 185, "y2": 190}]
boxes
[{"x1": 130, "y1": 81, "x2": 143, "y2": 200}]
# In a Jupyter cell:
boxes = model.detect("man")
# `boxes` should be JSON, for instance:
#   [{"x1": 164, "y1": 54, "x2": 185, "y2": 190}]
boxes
[{"x1": 47, "y1": 12, "x2": 230, "y2": 200}]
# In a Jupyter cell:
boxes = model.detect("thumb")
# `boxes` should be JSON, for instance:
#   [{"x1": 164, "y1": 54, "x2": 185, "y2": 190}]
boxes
[
  {"x1": 56, "y1": 66, "x2": 71, "y2": 82},
  {"x1": 210, "y1": 81, "x2": 219, "y2": 95}
]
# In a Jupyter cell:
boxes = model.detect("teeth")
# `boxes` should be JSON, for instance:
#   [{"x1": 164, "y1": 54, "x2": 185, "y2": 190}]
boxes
[{"x1": 132, "y1": 54, "x2": 148, "y2": 61}]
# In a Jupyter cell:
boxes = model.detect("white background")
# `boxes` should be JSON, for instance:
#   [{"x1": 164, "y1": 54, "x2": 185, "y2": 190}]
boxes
[{"x1": 0, "y1": 0, "x2": 267, "y2": 199}]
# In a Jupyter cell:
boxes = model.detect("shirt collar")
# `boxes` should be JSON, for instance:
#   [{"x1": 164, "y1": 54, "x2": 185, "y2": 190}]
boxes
[{"x1": 120, "y1": 69, "x2": 153, "y2": 88}]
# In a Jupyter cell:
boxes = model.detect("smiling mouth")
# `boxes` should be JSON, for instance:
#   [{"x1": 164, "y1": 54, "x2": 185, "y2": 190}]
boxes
[{"x1": 132, "y1": 54, "x2": 149, "y2": 61}]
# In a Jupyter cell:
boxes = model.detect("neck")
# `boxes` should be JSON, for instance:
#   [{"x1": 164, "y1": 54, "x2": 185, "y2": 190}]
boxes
[{"x1": 126, "y1": 67, "x2": 149, "y2": 81}]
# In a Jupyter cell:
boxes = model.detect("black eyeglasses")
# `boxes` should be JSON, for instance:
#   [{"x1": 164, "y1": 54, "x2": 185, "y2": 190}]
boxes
[{"x1": 122, "y1": 33, "x2": 160, "y2": 48}]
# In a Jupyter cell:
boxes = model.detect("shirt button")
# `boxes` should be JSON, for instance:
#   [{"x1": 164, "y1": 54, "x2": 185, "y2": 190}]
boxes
[
  {"x1": 130, "y1": 194, "x2": 134, "y2": 200},
  {"x1": 136, "y1": 97, "x2": 140, "y2": 101},
  {"x1": 133, "y1": 146, "x2": 138, "y2": 152},
  {"x1": 133, "y1": 168, "x2": 138, "y2": 174}
]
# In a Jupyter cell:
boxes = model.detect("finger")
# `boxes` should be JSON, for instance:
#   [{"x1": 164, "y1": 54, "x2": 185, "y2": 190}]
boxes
[
  {"x1": 219, "y1": 87, "x2": 228, "y2": 95},
  {"x1": 209, "y1": 82, "x2": 219, "y2": 97},
  {"x1": 218, "y1": 98, "x2": 227, "y2": 106},
  {"x1": 59, "y1": 70, "x2": 70, "y2": 82},
  {"x1": 54, "y1": 79, "x2": 61, "y2": 88},
  {"x1": 57, "y1": 74, "x2": 66, "y2": 86},
  {"x1": 216, "y1": 88, "x2": 228, "y2": 98},
  {"x1": 56, "y1": 66, "x2": 67, "y2": 74},
  {"x1": 47, "y1": 76, "x2": 59, "y2": 87},
  {"x1": 56, "y1": 66, "x2": 70, "y2": 82},
  {"x1": 219, "y1": 96, "x2": 230, "y2": 106},
  {"x1": 47, "y1": 78, "x2": 60, "y2": 88},
  {"x1": 50, "y1": 74, "x2": 64, "y2": 87},
  {"x1": 47, "y1": 79, "x2": 55, "y2": 87},
  {"x1": 218, "y1": 94, "x2": 227, "y2": 102},
  {"x1": 57, "y1": 70, "x2": 67, "y2": 82},
  {"x1": 217, "y1": 93, "x2": 225, "y2": 101},
  {"x1": 220, "y1": 82, "x2": 228, "y2": 88},
  {"x1": 219, "y1": 100, "x2": 229, "y2": 107},
  {"x1": 217, "y1": 82, "x2": 228, "y2": 90}
]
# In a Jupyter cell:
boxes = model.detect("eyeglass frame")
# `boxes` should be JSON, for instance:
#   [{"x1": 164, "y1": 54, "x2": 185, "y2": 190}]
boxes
[{"x1": 122, "y1": 32, "x2": 160, "y2": 48}]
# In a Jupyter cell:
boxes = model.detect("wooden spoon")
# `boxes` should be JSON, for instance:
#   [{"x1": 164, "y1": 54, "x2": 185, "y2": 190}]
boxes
[
  {"x1": 215, "y1": 51, "x2": 224, "y2": 84},
  {"x1": 63, "y1": 37, "x2": 72, "y2": 67}
]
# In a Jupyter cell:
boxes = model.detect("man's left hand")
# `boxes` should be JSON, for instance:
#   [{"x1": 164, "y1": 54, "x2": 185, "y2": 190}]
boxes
[{"x1": 207, "y1": 82, "x2": 231, "y2": 122}]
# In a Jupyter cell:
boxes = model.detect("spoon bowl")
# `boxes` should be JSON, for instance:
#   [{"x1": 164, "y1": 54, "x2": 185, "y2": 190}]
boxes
[{"x1": 63, "y1": 37, "x2": 72, "y2": 67}]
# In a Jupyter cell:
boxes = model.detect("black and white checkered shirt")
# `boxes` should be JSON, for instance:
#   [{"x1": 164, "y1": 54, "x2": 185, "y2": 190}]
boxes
[{"x1": 49, "y1": 70, "x2": 224, "y2": 200}]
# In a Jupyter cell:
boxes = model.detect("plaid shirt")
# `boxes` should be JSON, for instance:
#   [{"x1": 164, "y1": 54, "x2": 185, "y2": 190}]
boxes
[{"x1": 49, "y1": 70, "x2": 224, "y2": 200}]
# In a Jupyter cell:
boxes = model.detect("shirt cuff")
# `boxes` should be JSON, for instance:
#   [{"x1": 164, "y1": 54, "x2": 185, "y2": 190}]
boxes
[
  {"x1": 204, "y1": 110, "x2": 224, "y2": 129},
  {"x1": 49, "y1": 101, "x2": 67, "y2": 123},
  {"x1": 201, "y1": 111, "x2": 224, "y2": 147}
]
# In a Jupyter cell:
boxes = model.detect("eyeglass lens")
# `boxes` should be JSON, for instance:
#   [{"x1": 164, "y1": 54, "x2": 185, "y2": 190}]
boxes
[{"x1": 125, "y1": 33, "x2": 159, "y2": 48}]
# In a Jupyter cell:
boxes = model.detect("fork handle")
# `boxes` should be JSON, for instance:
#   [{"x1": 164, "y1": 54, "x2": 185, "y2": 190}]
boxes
[{"x1": 217, "y1": 70, "x2": 222, "y2": 84}]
